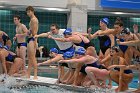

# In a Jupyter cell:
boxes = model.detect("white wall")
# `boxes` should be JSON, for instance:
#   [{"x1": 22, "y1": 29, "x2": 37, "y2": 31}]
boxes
[
  {"x1": 0, "y1": 0, "x2": 100, "y2": 10},
  {"x1": 0, "y1": 0, "x2": 68, "y2": 8}
]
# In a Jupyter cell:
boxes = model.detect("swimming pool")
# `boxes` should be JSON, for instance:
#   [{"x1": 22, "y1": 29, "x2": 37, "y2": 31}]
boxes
[
  {"x1": 0, "y1": 75, "x2": 114, "y2": 93},
  {"x1": 0, "y1": 71, "x2": 136, "y2": 93},
  {"x1": 13, "y1": 85, "x2": 80, "y2": 93},
  {"x1": 37, "y1": 68, "x2": 140, "y2": 89}
]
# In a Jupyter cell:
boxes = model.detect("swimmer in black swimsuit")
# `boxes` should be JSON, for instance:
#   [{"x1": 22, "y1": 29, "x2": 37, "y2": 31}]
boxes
[
  {"x1": 88, "y1": 18, "x2": 114, "y2": 60},
  {"x1": 95, "y1": 46, "x2": 133, "y2": 92}
]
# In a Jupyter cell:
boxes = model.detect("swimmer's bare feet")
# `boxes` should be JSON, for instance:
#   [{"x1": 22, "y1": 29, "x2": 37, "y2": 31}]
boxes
[
  {"x1": 33, "y1": 76, "x2": 38, "y2": 80},
  {"x1": 115, "y1": 87, "x2": 119, "y2": 92},
  {"x1": 107, "y1": 84, "x2": 112, "y2": 89},
  {"x1": 72, "y1": 83, "x2": 78, "y2": 87},
  {"x1": 90, "y1": 85, "x2": 100, "y2": 89},
  {"x1": 83, "y1": 81, "x2": 91, "y2": 88},
  {"x1": 62, "y1": 80, "x2": 68, "y2": 84},
  {"x1": 56, "y1": 79, "x2": 62, "y2": 84}
]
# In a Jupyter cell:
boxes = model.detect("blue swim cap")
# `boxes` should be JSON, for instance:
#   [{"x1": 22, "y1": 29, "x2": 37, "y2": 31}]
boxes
[
  {"x1": 50, "y1": 48, "x2": 58, "y2": 53},
  {"x1": 100, "y1": 18, "x2": 109, "y2": 25},
  {"x1": 63, "y1": 28, "x2": 72, "y2": 35},
  {"x1": 63, "y1": 51, "x2": 74, "y2": 59},
  {"x1": 75, "y1": 47, "x2": 86, "y2": 55},
  {"x1": 0, "y1": 43, "x2": 3, "y2": 48},
  {"x1": 3, "y1": 45, "x2": 9, "y2": 50}
]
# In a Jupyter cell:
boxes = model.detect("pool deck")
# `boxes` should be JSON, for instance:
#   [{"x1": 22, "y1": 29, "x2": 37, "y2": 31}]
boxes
[{"x1": 16, "y1": 76, "x2": 137, "y2": 93}]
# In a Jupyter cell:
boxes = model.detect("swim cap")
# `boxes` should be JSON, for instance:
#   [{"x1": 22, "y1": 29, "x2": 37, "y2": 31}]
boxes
[
  {"x1": 63, "y1": 51, "x2": 74, "y2": 59},
  {"x1": 111, "y1": 46, "x2": 120, "y2": 52},
  {"x1": 3, "y1": 45, "x2": 9, "y2": 50},
  {"x1": 50, "y1": 48, "x2": 58, "y2": 53},
  {"x1": 75, "y1": 47, "x2": 86, "y2": 55},
  {"x1": 63, "y1": 28, "x2": 72, "y2": 35},
  {"x1": 100, "y1": 18, "x2": 109, "y2": 25},
  {"x1": 0, "y1": 43, "x2": 3, "y2": 48},
  {"x1": 121, "y1": 28, "x2": 130, "y2": 35}
]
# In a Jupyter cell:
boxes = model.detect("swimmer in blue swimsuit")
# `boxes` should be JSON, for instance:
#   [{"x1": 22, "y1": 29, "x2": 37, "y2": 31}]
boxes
[
  {"x1": 59, "y1": 47, "x2": 99, "y2": 86},
  {"x1": 95, "y1": 18, "x2": 136, "y2": 65},
  {"x1": 0, "y1": 43, "x2": 23, "y2": 76},
  {"x1": 38, "y1": 48, "x2": 75, "y2": 84},
  {"x1": 13, "y1": 15, "x2": 28, "y2": 70},
  {"x1": 26, "y1": 6, "x2": 39, "y2": 80},
  {"x1": 50, "y1": 28, "x2": 94, "y2": 50}
]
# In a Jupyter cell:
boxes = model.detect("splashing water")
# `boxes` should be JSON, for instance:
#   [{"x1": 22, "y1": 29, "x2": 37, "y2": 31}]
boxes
[
  {"x1": 0, "y1": 74, "x2": 115, "y2": 93},
  {"x1": 0, "y1": 74, "x2": 27, "y2": 93}
]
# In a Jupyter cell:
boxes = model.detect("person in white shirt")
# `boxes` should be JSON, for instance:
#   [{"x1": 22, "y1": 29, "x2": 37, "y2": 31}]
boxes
[{"x1": 34, "y1": 24, "x2": 75, "y2": 54}]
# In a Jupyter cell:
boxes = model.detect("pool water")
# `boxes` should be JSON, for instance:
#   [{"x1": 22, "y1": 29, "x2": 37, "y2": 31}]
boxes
[
  {"x1": 0, "y1": 73, "x2": 136, "y2": 93},
  {"x1": 14, "y1": 85, "x2": 79, "y2": 93},
  {"x1": 38, "y1": 72, "x2": 58, "y2": 78}
]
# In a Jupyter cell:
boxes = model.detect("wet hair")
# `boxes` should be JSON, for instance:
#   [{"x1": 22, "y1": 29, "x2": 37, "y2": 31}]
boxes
[
  {"x1": 14, "y1": 15, "x2": 20, "y2": 20},
  {"x1": 111, "y1": 46, "x2": 120, "y2": 52},
  {"x1": 121, "y1": 28, "x2": 130, "y2": 35},
  {"x1": 51, "y1": 24, "x2": 60, "y2": 30},
  {"x1": 26, "y1": 6, "x2": 34, "y2": 12},
  {"x1": 114, "y1": 17, "x2": 123, "y2": 27}
]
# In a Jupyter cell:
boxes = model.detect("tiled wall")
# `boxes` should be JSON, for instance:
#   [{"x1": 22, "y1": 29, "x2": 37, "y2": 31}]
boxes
[
  {"x1": 0, "y1": 10, "x2": 67, "y2": 51},
  {"x1": 0, "y1": 9, "x2": 140, "y2": 53},
  {"x1": 88, "y1": 15, "x2": 140, "y2": 52}
]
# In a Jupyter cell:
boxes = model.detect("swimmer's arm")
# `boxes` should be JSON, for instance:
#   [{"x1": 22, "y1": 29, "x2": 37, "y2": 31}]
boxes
[
  {"x1": 34, "y1": 32, "x2": 51, "y2": 38},
  {"x1": 118, "y1": 67, "x2": 124, "y2": 91},
  {"x1": 17, "y1": 24, "x2": 28, "y2": 37},
  {"x1": 87, "y1": 27, "x2": 97, "y2": 40},
  {"x1": 21, "y1": 24, "x2": 28, "y2": 36},
  {"x1": 100, "y1": 55, "x2": 111, "y2": 64},
  {"x1": 0, "y1": 51, "x2": 7, "y2": 74},
  {"x1": 38, "y1": 55, "x2": 63, "y2": 66},
  {"x1": 30, "y1": 19, "x2": 38, "y2": 36},
  {"x1": 30, "y1": 19, "x2": 38, "y2": 47},
  {"x1": 80, "y1": 33, "x2": 89, "y2": 36},
  {"x1": 135, "y1": 33, "x2": 140, "y2": 39},
  {"x1": 109, "y1": 34, "x2": 115, "y2": 47},
  {"x1": 88, "y1": 31, "x2": 99, "y2": 40},
  {"x1": 98, "y1": 29, "x2": 114, "y2": 36},
  {"x1": 73, "y1": 32, "x2": 88, "y2": 36},
  {"x1": 2, "y1": 32, "x2": 8, "y2": 36},
  {"x1": 118, "y1": 40, "x2": 140, "y2": 46},
  {"x1": 60, "y1": 57, "x2": 87, "y2": 63},
  {"x1": 108, "y1": 65, "x2": 126, "y2": 70},
  {"x1": 125, "y1": 65, "x2": 137, "y2": 70},
  {"x1": 9, "y1": 51, "x2": 16, "y2": 55},
  {"x1": 120, "y1": 57, "x2": 129, "y2": 66},
  {"x1": 51, "y1": 36, "x2": 75, "y2": 42}
]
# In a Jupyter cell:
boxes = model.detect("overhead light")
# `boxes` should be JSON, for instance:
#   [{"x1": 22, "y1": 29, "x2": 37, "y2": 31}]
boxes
[
  {"x1": 0, "y1": 6, "x2": 4, "y2": 8},
  {"x1": 41, "y1": 7, "x2": 68, "y2": 12},
  {"x1": 113, "y1": 12, "x2": 124, "y2": 14}
]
